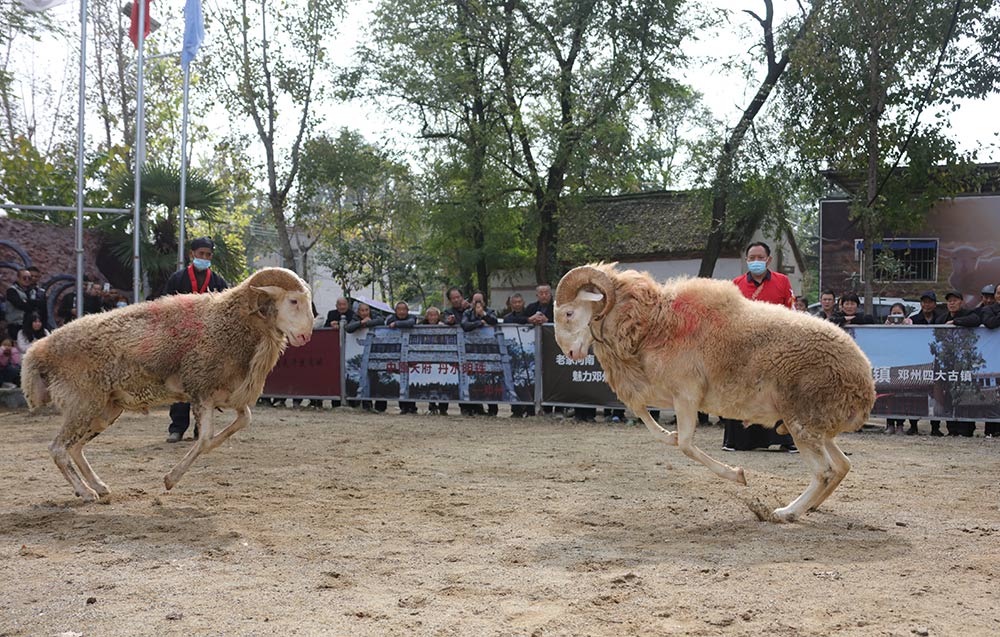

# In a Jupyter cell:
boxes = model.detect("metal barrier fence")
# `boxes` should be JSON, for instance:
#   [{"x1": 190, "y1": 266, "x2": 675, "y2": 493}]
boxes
[{"x1": 261, "y1": 324, "x2": 1000, "y2": 420}]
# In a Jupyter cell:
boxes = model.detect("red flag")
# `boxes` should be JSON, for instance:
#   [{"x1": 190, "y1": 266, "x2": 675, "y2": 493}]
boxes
[{"x1": 129, "y1": 0, "x2": 152, "y2": 49}]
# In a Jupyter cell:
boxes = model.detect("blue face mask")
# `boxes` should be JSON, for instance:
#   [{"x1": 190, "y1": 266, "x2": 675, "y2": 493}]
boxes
[
  {"x1": 192, "y1": 258, "x2": 212, "y2": 271},
  {"x1": 747, "y1": 260, "x2": 767, "y2": 276},
  {"x1": 116, "y1": 301, "x2": 127, "y2": 308}
]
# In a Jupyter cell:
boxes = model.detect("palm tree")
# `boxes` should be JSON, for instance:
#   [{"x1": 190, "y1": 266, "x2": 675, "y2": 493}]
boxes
[{"x1": 104, "y1": 161, "x2": 238, "y2": 296}]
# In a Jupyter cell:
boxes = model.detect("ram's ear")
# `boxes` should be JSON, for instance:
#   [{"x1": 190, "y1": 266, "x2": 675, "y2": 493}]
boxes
[
  {"x1": 249, "y1": 285, "x2": 284, "y2": 315},
  {"x1": 576, "y1": 290, "x2": 604, "y2": 303}
]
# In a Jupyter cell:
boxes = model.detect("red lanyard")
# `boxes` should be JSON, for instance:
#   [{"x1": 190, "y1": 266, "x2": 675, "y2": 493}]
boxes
[{"x1": 187, "y1": 265, "x2": 211, "y2": 294}]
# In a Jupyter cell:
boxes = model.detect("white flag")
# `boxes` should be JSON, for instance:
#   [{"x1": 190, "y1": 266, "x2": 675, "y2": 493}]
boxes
[{"x1": 20, "y1": 0, "x2": 70, "y2": 12}]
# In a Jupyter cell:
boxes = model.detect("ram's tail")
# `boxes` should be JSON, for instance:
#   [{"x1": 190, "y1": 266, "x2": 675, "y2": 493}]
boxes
[{"x1": 21, "y1": 341, "x2": 52, "y2": 411}]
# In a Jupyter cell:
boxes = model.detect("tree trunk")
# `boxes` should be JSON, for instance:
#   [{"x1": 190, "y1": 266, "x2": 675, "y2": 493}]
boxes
[
  {"x1": 270, "y1": 194, "x2": 297, "y2": 271},
  {"x1": 698, "y1": 0, "x2": 820, "y2": 278},
  {"x1": 862, "y1": 35, "x2": 882, "y2": 316},
  {"x1": 534, "y1": 194, "x2": 558, "y2": 285}
]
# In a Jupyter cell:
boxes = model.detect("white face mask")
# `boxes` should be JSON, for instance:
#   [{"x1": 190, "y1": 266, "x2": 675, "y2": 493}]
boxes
[{"x1": 890, "y1": 313, "x2": 904, "y2": 318}]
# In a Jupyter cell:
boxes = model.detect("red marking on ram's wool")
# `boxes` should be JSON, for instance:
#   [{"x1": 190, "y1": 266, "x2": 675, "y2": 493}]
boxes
[
  {"x1": 137, "y1": 296, "x2": 205, "y2": 366},
  {"x1": 671, "y1": 295, "x2": 705, "y2": 339}
]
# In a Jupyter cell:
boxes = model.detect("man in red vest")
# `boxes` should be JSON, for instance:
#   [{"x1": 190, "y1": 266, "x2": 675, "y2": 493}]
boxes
[
  {"x1": 163, "y1": 236, "x2": 229, "y2": 443},
  {"x1": 723, "y1": 240, "x2": 797, "y2": 453}
]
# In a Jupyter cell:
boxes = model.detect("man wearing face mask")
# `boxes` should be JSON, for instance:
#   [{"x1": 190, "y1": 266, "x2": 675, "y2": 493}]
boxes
[
  {"x1": 722, "y1": 241, "x2": 797, "y2": 453},
  {"x1": 162, "y1": 236, "x2": 230, "y2": 443}
]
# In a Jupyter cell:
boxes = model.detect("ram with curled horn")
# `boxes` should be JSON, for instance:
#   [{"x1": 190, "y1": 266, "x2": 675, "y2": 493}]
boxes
[{"x1": 553, "y1": 263, "x2": 875, "y2": 522}]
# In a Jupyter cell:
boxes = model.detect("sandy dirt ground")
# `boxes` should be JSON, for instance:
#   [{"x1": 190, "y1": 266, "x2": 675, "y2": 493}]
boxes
[{"x1": 1, "y1": 404, "x2": 998, "y2": 637}]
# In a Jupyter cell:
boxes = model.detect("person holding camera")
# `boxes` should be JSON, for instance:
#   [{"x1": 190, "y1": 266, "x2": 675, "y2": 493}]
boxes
[
  {"x1": 883, "y1": 303, "x2": 913, "y2": 434},
  {"x1": 0, "y1": 337, "x2": 21, "y2": 387},
  {"x1": 5, "y1": 269, "x2": 46, "y2": 339},
  {"x1": 884, "y1": 303, "x2": 913, "y2": 326}
]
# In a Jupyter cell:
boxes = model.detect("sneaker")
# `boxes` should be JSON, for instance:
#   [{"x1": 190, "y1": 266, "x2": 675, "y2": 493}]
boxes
[
  {"x1": 906, "y1": 428, "x2": 919, "y2": 436},
  {"x1": 722, "y1": 445, "x2": 736, "y2": 452},
  {"x1": 166, "y1": 431, "x2": 183, "y2": 443},
  {"x1": 0, "y1": 382, "x2": 15, "y2": 389},
  {"x1": 611, "y1": 416, "x2": 621, "y2": 423},
  {"x1": 781, "y1": 444, "x2": 799, "y2": 454}
]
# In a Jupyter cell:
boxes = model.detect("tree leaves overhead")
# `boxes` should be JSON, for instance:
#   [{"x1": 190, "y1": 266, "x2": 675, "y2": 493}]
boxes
[
  {"x1": 781, "y1": 0, "x2": 1000, "y2": 309},
  {"x1": 362, "y1": 0, "x2": 693, "y2": 284}
]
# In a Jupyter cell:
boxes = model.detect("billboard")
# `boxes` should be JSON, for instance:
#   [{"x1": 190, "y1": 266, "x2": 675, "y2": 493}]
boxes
[
  {"x1": 848, "y1": 325, "x2": 1000, "y2": 420},
  {"x1": 539, "y1": 325, "x2": 621, "y2": 406},
  {"x1": 261, "y1": 327, "x2": 341, "y2": 398},
  {"x1": 343, "y1": 324, "x2": 536, "y2": 403},
  {"x1": 820, "y1": 196, "x2": 1000, "y2": 307}
]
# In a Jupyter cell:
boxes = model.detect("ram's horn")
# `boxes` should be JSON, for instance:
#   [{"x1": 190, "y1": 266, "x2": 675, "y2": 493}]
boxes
[{"x1": 556, "y1": 265, "x2": 617, "y2": 322}]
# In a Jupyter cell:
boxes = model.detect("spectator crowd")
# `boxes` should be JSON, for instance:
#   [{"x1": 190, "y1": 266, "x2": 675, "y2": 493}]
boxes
[
  {"x1": 1, "y1": 266, "x2": 131, "y2": 390},
  {"x1": 5, "y1": 244, "x2": 1000, "y2": 444},
  {"x1": 800, "y1": 283, "x2": 1000, "y2": 438}
]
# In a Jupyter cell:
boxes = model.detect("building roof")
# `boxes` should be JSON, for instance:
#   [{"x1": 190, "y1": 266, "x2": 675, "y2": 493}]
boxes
[
  {"x1": 559, "y1": 190, "x2": 750, "y2": 262},
  {"x1": 821, "y1": 163, "x2": 1000, "y2": 197}
]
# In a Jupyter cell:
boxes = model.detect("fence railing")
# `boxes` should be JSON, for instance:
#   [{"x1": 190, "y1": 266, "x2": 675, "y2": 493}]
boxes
[{"x1": 261, "y1": 324, "x2": 1000, "y2": 420}]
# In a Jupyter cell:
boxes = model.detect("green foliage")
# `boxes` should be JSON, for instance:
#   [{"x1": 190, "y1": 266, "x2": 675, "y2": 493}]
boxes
[
  {"x1": 98, "y1": 160, "x2": 233, "y2": 294},
  {"x1": 301, "y1": 129, "x2": 443, "y2": 304},
  {"x1": 781, "y1": 0, "x2": 1000, "y2": 309},
  {"x1": 930, "y1": 328, "x2": 986, "y2": 410},
  {"x1": 0, "y1": 136, "x2": 77, "y2": 221},
  {"x1": 201, "y1": 0, "x2": 346, "y2": 272},
  {"x1": 362, "y1": 0, "x2": 693, "y2": 283}
]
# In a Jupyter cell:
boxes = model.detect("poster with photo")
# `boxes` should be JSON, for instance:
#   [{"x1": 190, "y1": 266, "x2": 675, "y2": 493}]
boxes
[{"x1": 343, "y1": 324, "x2": 535, "y2": 403}]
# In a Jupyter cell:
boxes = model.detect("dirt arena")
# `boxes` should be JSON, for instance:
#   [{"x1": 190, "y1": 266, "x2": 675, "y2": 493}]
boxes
[{"x1": 1, "y1": 405, "x2": 998, "y2": 636}]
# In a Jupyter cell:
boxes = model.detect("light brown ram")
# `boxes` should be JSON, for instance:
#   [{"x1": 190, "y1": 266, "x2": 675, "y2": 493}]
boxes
[
  {"x1": 554, "y1": 263, "x2": 875, "y2": 522},
  {"x1": 21, "y1": 267, "x2": 314, "y2": 502}
]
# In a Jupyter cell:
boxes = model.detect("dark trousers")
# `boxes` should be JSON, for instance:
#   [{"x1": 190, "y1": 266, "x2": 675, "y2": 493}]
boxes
[
  {"x1": 722, "y1": 418, "x2": 793, "y2": 450},
  {"x1": 1, "y1": 364, "x2": 20, "y2": 385},
  {"x1": 399, "y1": 401, "x2": 417, "y2": 413},
  {"x1": 429, "y1": 402, "x2": 449, "y2": 414},
  {"x1": 985, "y1": 422, "x2": 1000, "y2": 436},
  {"x1": 946, "y1": 420, "x2": 975, "y2": 437},
  {"x1": 169, "y1": 402, "x2": 192, "y2": 436}
]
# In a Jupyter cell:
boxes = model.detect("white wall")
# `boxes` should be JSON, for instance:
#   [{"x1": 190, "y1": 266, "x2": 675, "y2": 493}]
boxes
[{"x1": 247, "y1": 229, "x2": 345, "y2": 318}]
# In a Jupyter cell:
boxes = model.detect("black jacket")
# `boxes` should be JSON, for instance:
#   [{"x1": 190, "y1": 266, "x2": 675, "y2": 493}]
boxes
[
  {"x1": 461, "y1": 306, "x2": 498, "y2": 331},
  {"x1": 525, "y1": 301, "x2": 553, "y2": 322},
  {"x1": 163, "y1": 265, "x2": 229, "y2": 296},
  {"x1": 442, "y1": 306, "x2": 466, "y2": 327},
  {"x1": 833, "y1": 312, "x2": 875, "y2": 327},
  {"x1": 324, "y1": 308, "x2": 355, "y2": 327},
  {"x1": 385, "y1": 313, "x2": 417, "y2": 328},
  {"x1": 911, "y1": 308, "x2": 946, "y2": 325},
  {"x1": 946, "y1": 307, "x2": 979, "y2": 327},
  {"x1": 980, "y1": 304, "x2": 1000, "y2": 329},
  {"x1": 345, "y1": 314, "x2": 384, "y2": 333},
  {"x1": 501, "y1": 309, "x2": 531, "y2": 324}
]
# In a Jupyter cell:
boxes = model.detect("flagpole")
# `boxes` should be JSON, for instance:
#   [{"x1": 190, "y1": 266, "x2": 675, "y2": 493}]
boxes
[
  {"x1": 178, "y1": 63, "x2": 190, "y2": 272},
  {"x1": 132, "y1": 0, "x2": 146, "y2": 302},
  {"x1": 74, "y1": 0, "x2": 88, "y2": 320}
]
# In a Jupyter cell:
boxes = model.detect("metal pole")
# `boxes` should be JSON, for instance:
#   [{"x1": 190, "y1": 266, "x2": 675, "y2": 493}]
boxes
[
  {"x1": 74, "y1": 0, "x2": 88, "y2": 321},
  {"x1": 178, "y1": 63, "x2": 191, "y2": 271},
  {"x1": 0, "y1": 204, "x2": 131, "y2": 214},
  {"x1": 132, "y1": 0, "x2": 146, "y2": 302}
]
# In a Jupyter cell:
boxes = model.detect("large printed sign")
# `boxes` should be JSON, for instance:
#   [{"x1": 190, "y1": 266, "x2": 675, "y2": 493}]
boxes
[
  {"x1": 261, "y1": 327, "x2": 341, "y2": 398},
  {"x1": 539, "y1": 325, "x2": 621, "y2": 406},
  {"x1": 260, "y1": 323, "x2": 1000, "y2": 419},
  {"x1": 343, "y1": 324, "x2": 535, "y2": 403},
  {"x1": 848, "y1": 325, "x2": 1000, "y2": 419}
]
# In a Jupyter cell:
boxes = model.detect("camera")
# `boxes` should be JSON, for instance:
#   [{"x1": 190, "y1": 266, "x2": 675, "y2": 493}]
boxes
[{"x1": 888, "y1": 315, "x2": 904, "y2": 324}]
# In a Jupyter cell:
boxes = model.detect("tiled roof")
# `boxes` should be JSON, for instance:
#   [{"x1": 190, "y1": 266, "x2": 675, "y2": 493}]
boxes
[{"x1": 559, "y1": 190, "x2": 752, "y2": 261}]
